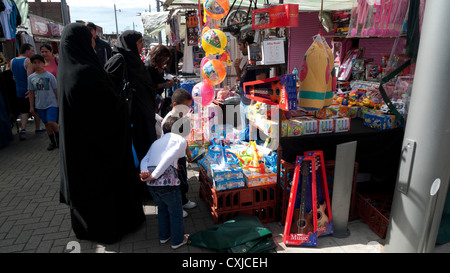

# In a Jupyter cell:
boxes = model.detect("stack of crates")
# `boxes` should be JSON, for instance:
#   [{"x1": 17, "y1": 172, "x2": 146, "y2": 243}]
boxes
[{"x1": 199, "y1": 165, "x2": 277, "y2": 224}]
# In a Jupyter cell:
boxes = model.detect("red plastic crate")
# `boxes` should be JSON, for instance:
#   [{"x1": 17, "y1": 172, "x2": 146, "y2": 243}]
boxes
[
  {"x1": 210, "y1": 204, "x2": 277, "y2": 224},
  {"x1": 200, "y1": 166, "x2": 276, "y2": 212},
  {"x1": 356, "y1": 192, "x2": 392, "y2": 239}
]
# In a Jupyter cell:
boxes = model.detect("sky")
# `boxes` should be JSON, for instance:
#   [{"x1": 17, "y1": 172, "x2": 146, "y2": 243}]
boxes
[{"x1": 31, "y1": 0, "x2": 164, "y2": 34}]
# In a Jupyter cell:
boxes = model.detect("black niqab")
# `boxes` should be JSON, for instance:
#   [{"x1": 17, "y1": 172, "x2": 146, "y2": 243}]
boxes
[
  {"x1": 104, "y1": 30, "x2": 157, "y2": 161},
  {"x1": 58, "y1": 23, "x2": 145, "y2": 244}
]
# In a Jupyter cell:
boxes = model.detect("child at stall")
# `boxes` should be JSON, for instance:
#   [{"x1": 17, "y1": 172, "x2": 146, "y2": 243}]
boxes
[
  {"x1": 140, "y1": 116, "x2": 190, "y2": 249},
  {"x1": 161, "y1": 88, "x2": 196, "y2": 217}
]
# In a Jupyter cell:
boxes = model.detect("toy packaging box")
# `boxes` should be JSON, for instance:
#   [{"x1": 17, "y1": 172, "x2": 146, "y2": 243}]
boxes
[
  {"x1": 283, "y1": 156, "x2": 318, "y2": 247},
  {"x1": 364, "y1": 112, "x2": 395, "y2": 130},
  {"x1": 243, "y1": 166, "x2": 277, "y2": 187},
  {"x1": 334, "y1": 117, "x2": 351, "y2": 133},
  {"x1": 318, "y1": 118, "x2": 335, "y2": 134},
  {"x1": 346, "y1": 106, "x2": 360, "y2": 118},
  {"x1": 315, "y1": 105, "x2": 348, "y2": 119},
  {"x1": 295, "y1": 116, "x2": 318, "y2": 135},
  {"x1": 287, "y1": 118, "x2": 304, "y2": 137},
  {"x1": 210, "y1": 164, "x2": 245, "y2": 191}
]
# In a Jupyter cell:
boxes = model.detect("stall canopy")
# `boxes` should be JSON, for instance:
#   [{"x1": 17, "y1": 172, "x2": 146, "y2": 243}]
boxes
[
  {"x1": 141, "y1": 11, "x2": 170, "y2": 35},
  {"x1": 163, "y1": 0, "x2": 355, "y2": 11}
]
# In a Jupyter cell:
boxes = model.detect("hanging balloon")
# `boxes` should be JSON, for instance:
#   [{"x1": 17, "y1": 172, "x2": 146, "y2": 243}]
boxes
[
  {"x1": 204, "y1": 0, "x2": 230, "y2": 20},
  {"x1": 192, "y1": 80, "x2": 215, "y2": 106},
  {"x1": 200, "y1": 56, "x2": 211, "y2": 70},
  {"x1": 201, "y1": 28, "x2": 227, "y2": 55},
  {"x1": 202, "y1": 59, "x2": 226, "y2": 86}
]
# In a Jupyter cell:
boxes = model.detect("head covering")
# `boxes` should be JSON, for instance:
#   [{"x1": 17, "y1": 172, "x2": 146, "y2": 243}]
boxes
[
  {"x1": 105, "y1": 30, "x2": 157, "y2": 161},
  {"x1": 58, "y1": 23, "x2": 144, "y2": 243}
]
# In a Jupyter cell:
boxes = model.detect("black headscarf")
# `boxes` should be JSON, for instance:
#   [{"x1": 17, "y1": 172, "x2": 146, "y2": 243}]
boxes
[
  {"x1": 58, "y1": 23, "x2": 144, "y2": 244},
  {"x1": 105, "y1": 30, "x2": 157, "y2": 162}
]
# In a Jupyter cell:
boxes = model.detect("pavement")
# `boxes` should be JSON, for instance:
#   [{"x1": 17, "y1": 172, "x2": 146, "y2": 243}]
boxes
[{"x1": 1, "y1": 118, "x2": 449, "y2": 254}]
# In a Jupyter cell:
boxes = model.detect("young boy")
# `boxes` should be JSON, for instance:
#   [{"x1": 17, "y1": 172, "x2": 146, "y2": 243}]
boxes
[
  {"x1": 140, "y1": 116, "x2": 189, "y2": 249},
  {"x1": 28, "y1": 54, "x2": 59, "y2": 151},
  {"x1": 161, "y1": 88, "x2": 196, "y2": 218}
]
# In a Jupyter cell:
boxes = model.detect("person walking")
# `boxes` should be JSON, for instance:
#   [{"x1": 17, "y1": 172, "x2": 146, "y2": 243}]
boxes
[
  {"x1": 10, "y1": 43, "x2": 44, "y2": 139},
  {"x1": 58, "y1": 23, "x2": 145, "y2": 244},
  {"x1": 39, "y1": 43, "x2": 58, "y2": 79},
  {"x1": 27, "y1": 54, "x2": 59, "y2": 151}
]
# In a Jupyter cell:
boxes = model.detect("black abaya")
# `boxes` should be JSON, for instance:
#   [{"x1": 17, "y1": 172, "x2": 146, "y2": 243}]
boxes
[
  {"x1": 58, "y1": 23, "x2": 145, "y2": 244},
  {"x1": 104, "y1": 30, "x2": 157, "y2": 162}
]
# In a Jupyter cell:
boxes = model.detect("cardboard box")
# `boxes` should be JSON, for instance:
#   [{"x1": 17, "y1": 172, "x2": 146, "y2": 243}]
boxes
[
  {"x1": 334, "y1": 117, "x2": 351, "y2": 133},
  {"x1": 315, "y1": 105, "x2": 348, "y2": 119},
  {"x1": 252, "y1": 4, "x2": 299, "y2": 30},
  {"x1": 318, "y1": 119, "x2": 335, "y2": 134},
  {"x1": 287, "y1": 119, "x2": 304, "y2": 137},
  {"x1": 346, "y1": 106, "x2": 360, "y2": 118},
  {"x1": 363, "y1": 112, "x2": 395, "y2": 130},
  {"x1": 243, "y1": 166, "x2": 277, "y2": 187},
  {"x1": 295, "y1": 116, "x2": 318, "y2": 135},
  {"x1": 210, "y1": 164, "x2": 245, "y2": 191}
]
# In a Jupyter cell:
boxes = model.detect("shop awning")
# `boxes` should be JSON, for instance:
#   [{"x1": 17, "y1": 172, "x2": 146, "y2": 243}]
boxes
[
  {"x1": 163, "y1": 0, "x2": 355, "y2": 11},
  {"x1": 141, "y1": 11, "x2": 171, "y2": 35}
]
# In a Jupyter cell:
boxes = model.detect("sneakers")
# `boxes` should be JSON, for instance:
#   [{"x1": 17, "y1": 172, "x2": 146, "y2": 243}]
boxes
[
  {"x1": 35, "y1": 128, "x2": 46, "y2": 133},
  {"x1": 183, "y1": 210, "x2": 188, "y2": 218},
  {"x1": 160, "y1": 237, "x2": 170, "y2": 244},
  {"x1": 19, "y1": 129, "x2": 26, "y2": 140},
  {"x1": 47, "y1": 142, "x2": 57, "y2": 151},
  {"x1": 183, "y1": 200, "x2": 197, "y2": 209},
  {"x1": 171, "y1": 234, "x2": 189, "y2": 250}
]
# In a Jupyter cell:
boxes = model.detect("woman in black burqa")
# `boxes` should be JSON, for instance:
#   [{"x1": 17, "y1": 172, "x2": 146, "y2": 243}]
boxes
[
  {"x1": 104, "y1": 30, "x2": 157, "y2": 163},
  {"x1": 58, "y1": 23, "x2": 145, "y2": 244}
]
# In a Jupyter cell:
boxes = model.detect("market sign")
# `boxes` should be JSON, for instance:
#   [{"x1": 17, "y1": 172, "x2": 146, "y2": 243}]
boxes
[
  {"x1": 29, "y1": 16, "x2": 51, "y2": 37},
  {"x1": 252, "y1": 4, "x2": 299, "y2": 30},
  {"x1": 50, "y1": 23, "x2": 63, "y2": 37}
]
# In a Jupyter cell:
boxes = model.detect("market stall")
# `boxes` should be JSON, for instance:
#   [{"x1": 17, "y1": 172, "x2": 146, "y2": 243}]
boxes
[{"x1": 157, "y1": 0, "x2": 426, "y2": 248}]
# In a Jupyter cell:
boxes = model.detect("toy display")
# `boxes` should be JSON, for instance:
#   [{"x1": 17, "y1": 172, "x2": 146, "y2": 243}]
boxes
[
  {"x1": 203, "y1": 0, "x2": 229, "y2": 20},
  {"x1": 202, "y1": 59, "x2": 226, "y2": 86}
]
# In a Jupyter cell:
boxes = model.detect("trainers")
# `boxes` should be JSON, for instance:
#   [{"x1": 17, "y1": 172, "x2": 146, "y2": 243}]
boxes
[
  {"x1": 160, "y1": 237, "x2": 170, "y2": 244},
  {"x1": 171, "y1": 234, "x2": 189, "y2": 249},
  {"x1": 19, "y1": 129, "x2": 26, "y2": 140},
  {"x1": 35, "y1": 128, "x2": 46, "y2": 133},
  {"x1": 47, "y1": 142, "x2": 57, "y2": 151},
  {"x1": 183, "y1": 200, "x2": 197, "y2": 209},
  {"x1": 183, "y1": 210, "x2": 188, "y2": 218}
]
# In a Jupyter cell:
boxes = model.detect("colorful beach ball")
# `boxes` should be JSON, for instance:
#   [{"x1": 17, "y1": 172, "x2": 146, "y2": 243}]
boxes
[
  {"x1": 192, "y1": 80, "x2": 215, "y2": 106},
  {"x1": 201, "y1": 28, "x2": 227, "y2": 55},
  {"x1": 200, "y1": 56, "x2": 211, "y2": 70},
  {"x1": 202, "y1": 59, "x2": 226, "y2": 86},
  {"x1": 204, "y1": 0, "x2": 230, "y2": 20}
]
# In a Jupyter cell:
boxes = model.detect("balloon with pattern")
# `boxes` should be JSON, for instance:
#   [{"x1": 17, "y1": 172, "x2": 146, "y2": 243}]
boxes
[
  {"x1": 204, "y1": 0, "x2": 229, "y2": 20},
  {"x1": 202, "y1": 59, "x2": 226, "y2": 86},
  {"x1": 192, "y1": 80, "x2": 215, "y2": 106},
  {"x1": 201, "y1": 28, "x2": 227, "y2": 55}
]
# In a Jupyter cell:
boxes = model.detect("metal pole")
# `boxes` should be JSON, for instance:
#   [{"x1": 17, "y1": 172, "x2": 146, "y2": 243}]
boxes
[
  {"x1": 114, "y1": 4, "x2": 119, "y2": 35},
  {"x1": 156, "y1": 0, "x2": 162, "y2": 44},
  {"x1": 60, "y1": 0, "x2": 70, "y2": 25},
  {"x1": 385, "y1": 0, "x2": 450, "y2": 253}
]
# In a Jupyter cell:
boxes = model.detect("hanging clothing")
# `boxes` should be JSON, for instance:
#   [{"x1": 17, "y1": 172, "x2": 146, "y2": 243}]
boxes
[
  {"x1": 0, "y1": 0, "x2": 14, "y2": 40},
  {"x1": 104, "y1": 30, "x2": 157, "y2": 162},
  {"x1": 58, "y1": 23, "x2": 145, "y2": 244}
]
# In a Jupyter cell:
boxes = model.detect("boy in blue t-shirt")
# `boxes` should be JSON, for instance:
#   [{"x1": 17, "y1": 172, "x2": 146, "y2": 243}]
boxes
[{"x1": 28, "y1": 54, "x2": 59, "y2": 151}]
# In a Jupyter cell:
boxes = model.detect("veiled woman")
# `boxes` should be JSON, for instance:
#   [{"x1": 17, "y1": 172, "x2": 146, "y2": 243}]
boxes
[
  {"x1": 104, "y1": 30, "x2": 157, "y2": 162},
  {"x1": 58, "y1": 23, "x2": 145, "y2": 244}
]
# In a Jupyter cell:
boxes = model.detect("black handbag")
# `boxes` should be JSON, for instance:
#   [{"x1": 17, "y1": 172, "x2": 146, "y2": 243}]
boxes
[{"x1": 118, "y1": 54, "x2": 135, "y2": 117}]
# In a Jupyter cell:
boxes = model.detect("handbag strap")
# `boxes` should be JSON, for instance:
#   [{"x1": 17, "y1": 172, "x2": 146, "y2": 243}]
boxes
[{"x1": 118, "y1": 53, "x2": 129, "y2": 83}]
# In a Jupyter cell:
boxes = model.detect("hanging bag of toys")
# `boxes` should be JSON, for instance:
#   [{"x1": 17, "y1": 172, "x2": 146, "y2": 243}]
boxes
[{"x1": 298, "y1": 34, "x2": 334, "y2": 111}]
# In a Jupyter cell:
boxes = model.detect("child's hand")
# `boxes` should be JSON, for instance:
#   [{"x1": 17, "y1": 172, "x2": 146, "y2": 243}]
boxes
[{"x1": 140, "y1": 171, "x2": 154, "y2": 182}]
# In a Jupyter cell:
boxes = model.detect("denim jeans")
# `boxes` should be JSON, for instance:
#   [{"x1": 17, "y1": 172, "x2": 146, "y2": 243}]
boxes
[{"x1": 147, "y1": 185, "x2": 184, "y2": 246}]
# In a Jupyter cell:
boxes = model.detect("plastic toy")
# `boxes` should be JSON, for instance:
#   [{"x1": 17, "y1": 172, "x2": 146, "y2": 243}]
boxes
[
  {"x1": 204, "y1": 0, "x2": 229, "y2": 20},
  {"x1": 200, "y1": 56, "x2": 211, "y2": 70},
  {"x1": 235, "y1": 141, "x2": 265, "y2": 174},
  {"x1": 202, "y1": 59, "x2": 226, "y2": 86},
  {"x1": 192, "y1": 80, "x2": 215, "y2": 106},
  {"x1": 201, "y1": 28, "x2": 227, "y2": 55}
]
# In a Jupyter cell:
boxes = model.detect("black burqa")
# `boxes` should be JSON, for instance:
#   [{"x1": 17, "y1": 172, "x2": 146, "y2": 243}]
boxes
[
  {"x1": 58, "y1": 23, "x2": 145, "y2": 244},
  {"x1": 104, "y1": 30, "x2": 157, "y2": 162}
]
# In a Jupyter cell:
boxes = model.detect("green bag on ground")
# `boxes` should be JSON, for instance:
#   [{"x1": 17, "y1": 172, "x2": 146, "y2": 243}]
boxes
[{"x1": 187, "y1": 215, "x2": 276, "y2": 253}]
